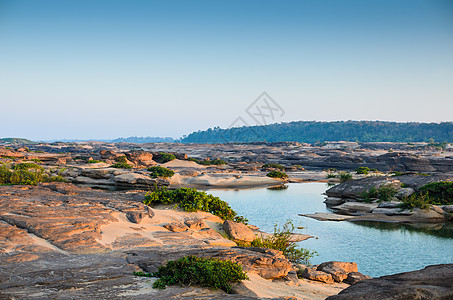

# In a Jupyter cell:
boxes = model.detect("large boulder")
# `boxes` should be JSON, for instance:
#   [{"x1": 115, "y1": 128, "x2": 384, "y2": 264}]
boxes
[
  {"x1": 327, "y1": 264, "x2": 453, "y2": 300},
  {"x1": 125, "y1": 150, "x2": 155, "y2": 167},
  {"x1": 317, "y1": 261, "x2": 358, "y2": 283},
  {"x1": 344, "y1": 272, "x2": 372, "y2": 285},
  {"x1": 326, "y1": 177, "x2": 401, "y2": 199},
  {"x1": 223, "y1": 220, "x2": 256, "y2": 242},
  {"x1": 302, "y1": 268, "x2": 334, "y2": 283}
]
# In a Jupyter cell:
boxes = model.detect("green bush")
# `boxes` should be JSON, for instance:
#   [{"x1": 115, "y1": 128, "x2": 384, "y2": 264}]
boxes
[
  {"x1": 115, "y1": 156, "x2": 128, "y2": 164},
  {"x1": 13, "y1": 163, "x2": 43, "y2": 170},
  {"x1": 148, "y1": 166, "x2": 175, "y2": 178},
  {"x1": 266, "y1": 170, "x2": 288, "y2": 179},
  {"x1": 326, "y1": 173, "x2": 336, "y2": 179},
  {"x1": 110, "y1": 162, "x2": 132, "y2": 169},
  {"x1": 391, "y1": 171, "x2": 403, "y2": 176},
  {"x1": 399, "y1": 181, "x2": 453, "y2": 209},
  {"x1": 134, "y1": 256, "x2": 249, "y2": 293},
  {"x1": 262, "y1": 163, "x2": 285, "y2": 171},
  {"x1": 187, "y1": 157, "x2": 227, "y2": 165},
  {"x1": 87, "y1": 160, "x2": 104, "y2": 164},
  {"x1": 144, "y1": 187, "x2": 247, "y2": 223},
  {"x1": 155, "y1": 153, "x2": 176, "y2": 163},
  {"x1": 338, "y1": 172, "x2": 353, "y2": 182},
  {"x1": 0, "y1": 165, "x2": 66, "y2": 185},
  {"x1": 360, "y1": 184, "x2": 398, "y2": 203},
  {"x1": 30, "y1": 159, "x2": 42, "y2": 163},
  {"x1": 246, "y1": 220, "x2": 317, "y2": 265},
  {"x1": 355, "y1": 167, "x2": 370, "y2": 174}
]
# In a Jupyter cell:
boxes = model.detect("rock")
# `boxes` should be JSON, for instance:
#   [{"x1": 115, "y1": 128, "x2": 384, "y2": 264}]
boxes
[
  {"x1": 163, "y1": 222, "x2": 189, "y2": 232},
  {"x1": 442, "y1": 205, "x2": 453, "y2": 213},
  {"x1": 371, "y1": 208, "x2": 414, "y2": 216},
  {"x1": 326, "y1": 264, "x2": 453, "y2": 300},
  {"x1": 377, "y1": 201, "x2": 401, "y2": 208},
  {"x1": 326, "y1": 177, "x2": 401, "y2": 199},
  {"x1": 302, "y1": 268, "x2": 334, "y2": 284},
  {"x1": 344, "y1": 272, "x2": 371, "y2": 285},
  {"x1": 125, "y1": 150, "x2": 155, "y2": 167},
  {"x1": 223, "y1": 220, "x2": 256, "y2": 242},
  {"x1": 411, "y1": 206, "x2": 446, "y2": 221},
  {"x1": 184, "y1": 218, "x2": 208, "y2": 230},
  {"x1": 317, "y1": 261, "x2": 358, "y2": 282},
  {"x1": 80, "y1": 167, "x2": 115, "y2": 179},
  {"x1": 395, "y1": 187, "x2": 414, "y2": 199},
  {"x1": 331, "y1": 202, "x2": 379, "y2": 215},
  {"x1": 128, "y1": 246, "x2": 294, "y2": 280},
  {"x1": 179, "y1": 169, "x2": 199, "y2": 177},
  {"x1": 299, "y1": 213, "x2": 357, "y2": 221},
  {"x1": 324, "y1": 197, "x2": 345, "y2": 206}
]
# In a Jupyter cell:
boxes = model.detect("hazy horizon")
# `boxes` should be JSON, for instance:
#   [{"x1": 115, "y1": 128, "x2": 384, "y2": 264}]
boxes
[{"x1": 1, "y1": 0, "x2": 452, "y2": 140}]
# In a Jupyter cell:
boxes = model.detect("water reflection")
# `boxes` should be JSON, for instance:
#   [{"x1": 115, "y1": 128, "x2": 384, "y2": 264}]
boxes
[{"x1": 352, "y1": 221, "x2": 453, "y2": 239}]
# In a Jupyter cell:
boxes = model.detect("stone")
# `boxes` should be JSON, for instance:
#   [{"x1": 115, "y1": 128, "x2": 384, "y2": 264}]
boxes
[
  {"x1": 163, "y1": 222, "x2": 189, "y2": 232},
  {"x1": 395, "y1": 187, "x2": 415, "y2": 199},
  {"x1": 323, "y1": 197, "x2": 345, "y2": 206},
  {"x1": 442, "y1": 205, "x2": 453, "y2": 213},
  {"x1": 326, "y1": 264, "x2": 453, "y2": 300},
  {"x1": 326, "y1": 177, "x2": 401, "y2": 199},
  {"x1": 184, "y1": 218, "x2": 208, "y2": 230},
  {"x1": 317, "y1": 261, "x2": 358, "y2": 274},
  {"x1": 223, "y1": 220, "x2": 256, "y2": 242},
  {"x1": 371, "y1": 208, "x2": 413, "y2": 216},
  {"x1": 331, "y1": 202, "x2": 379, "y2": 215},
  {"x1": 125, "y1": 150, "x2": 155, "y2": 167},
  {"x1": 377, "y1": 201, "x2": 401, "y2": 208},
  {"x1": 302, "y1": 268, "x2": 334, "y2": 284},
  {"x1": 344, "y1": 272, "x2": 371, "y2": 285}
]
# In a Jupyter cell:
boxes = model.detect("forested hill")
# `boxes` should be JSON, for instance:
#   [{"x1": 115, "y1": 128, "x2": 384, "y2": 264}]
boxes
[{"x1": 181, "y1": 121, "x2": 453, "y2": 144}]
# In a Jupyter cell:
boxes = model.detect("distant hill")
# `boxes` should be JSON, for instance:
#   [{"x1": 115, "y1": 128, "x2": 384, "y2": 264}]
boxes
[
  {"x1": 181, "y1": 121, "x2": 453, "y2": 144},
  {"x1": 111, "y1": 136, "x2": 175, "y2": 143},
  {"x1": 0, "y1": 138, "x2": 37, "y2": 144}
]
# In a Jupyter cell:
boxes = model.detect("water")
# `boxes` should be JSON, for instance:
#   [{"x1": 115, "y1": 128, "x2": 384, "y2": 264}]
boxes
[{"x1": 208, "y1": 183, "x2": 453, "y2": 277}]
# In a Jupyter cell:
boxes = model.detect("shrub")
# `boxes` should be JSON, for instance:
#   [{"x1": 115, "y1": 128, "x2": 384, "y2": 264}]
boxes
[
  {"x1": 13, "y1": 163, "x2": 43, "y2": 170},
  {"x1": 144, "y1": 187, "x2": 247, "y2": 223},
  {"x1": 247, "y1": 220, "x2": 317, "y2": 265},
  {"x1": 115, "y1": 156, "x2": 128, "y2": 164},
  {"x1": 398, "y1": 181, "x2": 453, "y2": 209},
  {"x1": 30, "y1": 159, "x2": 42, "y2": 163},
  {"x1": 87, "y1": 160, "x2": 104, "y2": 164},
  {"x1": 110, "y1": 162, "x2": 132, "y2": 169},
  {"x1": 391, "y1": 171, "x2": 403, "y2": 176},
  {"x1": 326, "y1": 173, "x2": 336, "y2": 179},
  {"x1": 262, "y1": 163, "x2": 285, "y2": 171},
  {"x1": 148, "y1": 166, "x2": 175, "y2": 178},
  {"x1": 399, "y1": 192, "x2": 431, "y2": 210},
  {"x1": 187, "y1": 157, "x2": 227, "y2": 165},
  {"x1": 134, "y1": 256, "x2": 249, "y2": 293},
  {"x1": 338, "y1": 172, "x2": 353, "y2": 182},
  {"x1": 355, "y1": 167, "x2": 370, "y2": 175},
  {"x1": 0, "y1": 165, "x2": 65, "y2": 185},
  {"x1": 155, "y1": 153, "x2": 176, "y2": 163},
  {"x1": 266, "y1": 170, "x2": 288, "y2": 179},
  {"x1": 360, "y1": 184, "x2": 398, "y2": 203}
]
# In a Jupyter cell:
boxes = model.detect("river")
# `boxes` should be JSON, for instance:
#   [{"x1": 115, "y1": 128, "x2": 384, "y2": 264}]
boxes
[{"x1": 208, "y1": 182, "x2": 453, "y2": 277}]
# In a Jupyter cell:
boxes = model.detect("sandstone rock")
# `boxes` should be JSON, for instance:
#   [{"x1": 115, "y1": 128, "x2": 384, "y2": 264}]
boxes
[
  {"x1": 395, "y1": 187, "x2": 414, "y2": 199},
  {"x1": 125, "y1": 150, "x2": 155, "y2": 167},
  {"x1": 317, "y1": 261, "x2": 358, "y2": 274},
  {"x1": 223, "y1": 220, "x2": 256, "y2": 242},
  {"x1": 331, "y1": 202, "x2": 379, "y2": 215},
  {"x1": 324, "y1": 197, "x2": 345, "y2": 206},
  {"x1": 326, "y1": 177, "x2": 401, "y2": 199},
  {"x1": 344, "y1": 272, "x2": 371, "y2": 285},
  {"x1": 371, "y1": 208, "x2": 413, "y2": 216},
  {"x1": 377, "y1": 201, "x2": 401, "y2": 208},
  {"x1": 184, "y1": 218, "x2": 208, "y2": 230},
  {"x1": 327, "y1": 264, "x2": 453, "y2": 300},
  {"x1": 302, "y1": 268, "x2": 334, "y2": 284},
  {"x1": 179, "y1": 169, "x2": 199, "y2": 177},
  {"x1": 442, "y1": 205, "x2": 453, "y2": 213},
  {"x1": 163, "y1": 222, "x2": 189, "y2": 232}
]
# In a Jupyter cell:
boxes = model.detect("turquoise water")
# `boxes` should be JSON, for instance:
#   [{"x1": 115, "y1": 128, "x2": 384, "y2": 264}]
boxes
[{"x1": 208, "y1": 183, "x2": 453, "y2": 277}]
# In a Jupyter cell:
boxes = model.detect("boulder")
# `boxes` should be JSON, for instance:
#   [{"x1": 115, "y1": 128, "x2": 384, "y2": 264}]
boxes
[
  {"x1": 326, "y1": 177, "x2": 401, "y2": 199},
  {"x1": 302, "y1": 268, "x2": 334, "y2": 284},
  {"x1": 331, "y1": 202, "x2": 379, "y2": 215},
  {"x1": 371, "y1": 208, "x2": 413, "y2": 216},
  {"x1": 223, "y1": 220, "x2": 256, "y2": 242},
  {"x1": 184, "y1": 218, "x2": 208, "y2": 230},
  {"x1": 324, "y1": 197, "x2": 345, "y2": 206},
  {"x1": 395, "y1": 187, "x2": 414, "y2": 199},
  {"x1": 326, "y1": 264, "x2": 453, "y2": 300},
  {"x1": 344, "y1": 272, "x2": 372, "y2": 285},
  {"x1": 317, "y1": 261, "x2": 358, "y2": 282},
  {"x1": 125, "y1": 150, "x2": 155, "y2": 167},
  {"x1": 377, "y1": 201, "x2": 401, "y2": 208},
  {"x1": 442, "y1": 205, "x2": 453, "y2": 213},
  {"x1": 163, "y1": 222, "x2": 189, "y2": 232}
]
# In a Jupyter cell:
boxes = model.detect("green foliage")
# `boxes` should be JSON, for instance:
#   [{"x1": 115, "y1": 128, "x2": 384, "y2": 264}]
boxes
[
  {"x1": 110, "y1": 162, "x2": 132, "y2": 169},
  {"x1": 144, "y1": 187, "x2": 248, "y2": 223},
  {"x1": 180, "y1": 121, "x2": 453, "y2": 143},
  {"x1": 0, "y1": 165, "x2": 66, "y2": 185},
  {"x1": 355, "y1": 167, "x2": 370, "y2": 174},
  {"x1": 155, "y1": 152, "x2": 176, "y2": 163},
  {"x1": 326, "y1": 173, "x2": 336, "y2": 179},
  {"x1": 143, "y1": 255, "x2": 248, "y2": 293},
  {"x1": 391, "y1": 171, "x2": 404, "y2": 176},
  {"x1": 115, "y1": 156, "x2": 128, "y2": 164},
  {"x1": 188, "y1": 157, "x2": 227, "y2": 165},
  {"x1": 13, "y1": 163, "x2": 43, "y2": 170},
  {"x1": 30, "y1": 159, "x2": 42, "y2": 163},
  {"x1": 399, "y1": 181, "x2": 453, "y2": 209},
  {"x1": 262, "y1": 163, "x2": 285, "y2": 171},
  {"x1": 148, "y1": 166, "x2": 175, "y2": 178},
  {"x1": 338, "y1": 172, "x2": 353, "y2": 182},
  {"x1": 248, "y1": 220, "x2": 317, "y2": 265},
  {"x1": 87, "y1": 160, "x2": 105, "y2": 164},
  {"x1": 360, "y1": 184, "x2": 398, "y2": 203},
  {"x1": 266, "y1": 170, "x2": 288, "y2": 179}
]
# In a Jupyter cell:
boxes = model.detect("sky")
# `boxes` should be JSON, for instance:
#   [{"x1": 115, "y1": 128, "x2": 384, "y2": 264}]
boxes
[{"x1": 0, "y1": 0, "x2": 452, "y2": 140}]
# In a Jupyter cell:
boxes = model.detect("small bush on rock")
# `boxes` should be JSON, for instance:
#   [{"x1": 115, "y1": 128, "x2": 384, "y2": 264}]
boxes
[
  {"x1": 360, "y1": 184, "x2": 398, "y2": 203},
  {"x1": 399, "y1": 181, "x2": 453, "y2": 209},
  {"x1": 355, "y1": 167, "x2": 370, "y2": 174},
  {"x1": 144, "y1": 187, "x2": 247, "y2": 223},
  {"x1": 266, "y1": 170, "x2": 288, "y2": 179},
  {"x1": 148, "y1": 166, "x2": 175, "y2": 178},
  {"x1": 134, "y1": 255, "x2": 249, "y2": 293},
  {"x1": 110, "y1": 162, "x2": 132, "y2": 169},
  {"x1": 262, "y1": 163, "x2": 285, "y2": 171},
  {"x1": 338, "y1": 172, "x2": 353, "y2": 182},
  {"x1": 155, "y1": 153, "x2": 176, "y2": 163}
]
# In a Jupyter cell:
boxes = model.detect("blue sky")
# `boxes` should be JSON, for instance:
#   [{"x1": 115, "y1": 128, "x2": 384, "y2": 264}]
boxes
[{"x1": 0, "y1": 0, "x2": 452, "y2": 140}]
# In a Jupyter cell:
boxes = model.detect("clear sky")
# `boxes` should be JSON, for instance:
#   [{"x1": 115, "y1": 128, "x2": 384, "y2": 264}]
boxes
[{"x1": 1, "y1": 0, "x2": 452, "y2": 140}]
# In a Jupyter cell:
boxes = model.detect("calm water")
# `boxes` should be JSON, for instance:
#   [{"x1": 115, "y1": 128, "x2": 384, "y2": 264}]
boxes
[{"x1": 208, "y1": 183, "x2": 453, "y2": 277}]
